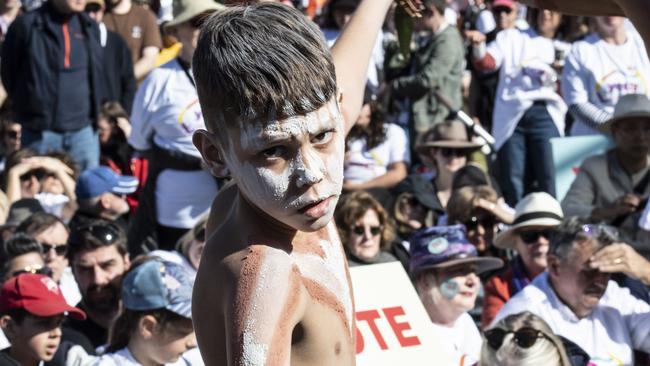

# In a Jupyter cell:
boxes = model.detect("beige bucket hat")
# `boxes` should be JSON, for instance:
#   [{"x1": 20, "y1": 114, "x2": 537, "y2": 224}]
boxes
[
  {"x1": 599, "y1": 93, "x2": 650, "y2": 134},
  {"x1": 165, "y1": 0, "x2": 225, "y2": 28}
]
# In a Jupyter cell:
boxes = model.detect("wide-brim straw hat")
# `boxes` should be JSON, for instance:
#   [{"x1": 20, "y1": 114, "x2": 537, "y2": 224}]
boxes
[
  {"x1": 165, "y1": 0, "x2": 225, "y2": 29},
  {"x1": 599, "y1": 93, "x2": 650, "y2": 134},
  {"x1": 415, "y1": 120, "x2": 483, "y2": 153},
  {"x1": 494, "y1": 192, "x2": 563, "y2": 249}
]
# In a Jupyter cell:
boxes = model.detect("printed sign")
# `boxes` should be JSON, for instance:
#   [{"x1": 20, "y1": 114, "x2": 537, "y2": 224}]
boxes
[
  {"x1": 551, "y1": 135, "x2": 614, "y2": 201},
  {"x1": 351, "y1": 262, "x2": 454, "y2": 366}
]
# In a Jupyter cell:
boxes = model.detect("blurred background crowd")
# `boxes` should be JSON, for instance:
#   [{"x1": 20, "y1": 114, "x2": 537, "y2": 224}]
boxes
[{"x1": 0, "y1": 0, "x2": 649, "y2": 365}]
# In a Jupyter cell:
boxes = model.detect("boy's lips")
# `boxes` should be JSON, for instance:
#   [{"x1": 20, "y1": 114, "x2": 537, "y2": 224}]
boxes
[{"x1": 298, "y1": 196, "x2": 334, "y2": 219}]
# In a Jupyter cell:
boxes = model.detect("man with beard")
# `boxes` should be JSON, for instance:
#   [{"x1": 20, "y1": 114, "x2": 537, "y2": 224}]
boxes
[
  {"x1": 563, "y1": 94, "x2": 650, "y2": 258},
  {"x1": 64, "y1": 219, "x2": 130, "y2": 350},
  {"x1": 494, "y1": 217, "x2": 650, "y2": 365}
]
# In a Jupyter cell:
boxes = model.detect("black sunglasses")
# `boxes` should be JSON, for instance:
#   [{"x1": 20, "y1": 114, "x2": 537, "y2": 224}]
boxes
[
  {"x1": 42, "y1": 243, "x2": 68, "y2": 256},
  {"x1": 485, "y1": 327, "x2": 547, "y2": 350},
  {"x1": 12, "y1": 265, "x2": 53, "y2": 279},
  {"x1": 20, "y1": 168, "x2": 48, "y2": 182},
  {"x1": 439, "y1": 148, "x2": 468, "y2": 158},
  {"x1": 519, "y1": 229, "x2": 554, "y2": 244},
  {"x1": 463, "y1": 215, "x2": 497, "y2": 231},
  {"x1": 351, "y1": 225, "x2": 382, "y2": 236}
]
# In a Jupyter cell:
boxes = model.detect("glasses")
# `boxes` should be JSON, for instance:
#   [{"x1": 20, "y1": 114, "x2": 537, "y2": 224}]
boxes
[
  {"x1": 11, "y1": 264, "x2": 53, "y2": 278},
  {"x1": 438, "y1": 148, "x2": 468, "y2": 158},
  {"x1": 579, "y1": 224, "x2": 619, "y2": 243},
  {"x1": 42, "y1": 243, "x2": 68, "y2": 256},
  {"x1": 485, "y1": 327, "x2": 547, "y2": 350},
  {"x1": 351, "y1": 225, "x2": 382, "y2": 236},
  {"x1": 69, "y1": 223, "x2": 121, "y2": 246},
  {"x1": 519, "y1": 229, "x2": 554, "y2": 244},
  {"x1": 463, "y1": 215, "x2": 497, "y2": 231}
]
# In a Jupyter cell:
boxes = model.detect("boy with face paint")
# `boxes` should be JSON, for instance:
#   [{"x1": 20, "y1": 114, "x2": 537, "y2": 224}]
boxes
[
  {"x1": 409, "y1": 225, "x2": 503, "y2": 365},
  {"x1": 190, "y1": 1, "x2": 423, "y2": 365}
]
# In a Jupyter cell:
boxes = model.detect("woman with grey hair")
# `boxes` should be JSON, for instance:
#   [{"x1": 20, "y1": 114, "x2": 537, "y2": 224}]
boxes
[{"x1": 481, "y1": 311, "x2": 572, "y2": 366}]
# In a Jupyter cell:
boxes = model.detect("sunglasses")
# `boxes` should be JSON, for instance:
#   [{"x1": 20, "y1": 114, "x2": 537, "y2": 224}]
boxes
[
  {"x1": 42, "y1": 243, "x2": 68, "y2": 256},
  {"x1": 463, "y1": 215, "x2": 498, "y2": 231},
  {"x1": 351, "y1": 225, "x2": 382, "y2": 236},
  {"x1": 485, "y1": 327, "x2": 547, "y2": 350},
  {"x1": 438, "y1": 148, "x2": 468, "y2": 158},
  {"x1": 518, "y1": 229, "x2": 554, "y2": 244},
  {"x1": 69, "y1": 223, "x2": 121, "y2": 246},
  {"x1": 20, "y1": 168, "x2": 48, "y2": 182},
  {"x1": 11, "y1": 264, "x2": 53, "y2": 278}
]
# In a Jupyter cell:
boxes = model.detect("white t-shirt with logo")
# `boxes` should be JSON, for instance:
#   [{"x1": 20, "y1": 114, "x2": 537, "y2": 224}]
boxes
[
  {"x1": 494, "y1": 272, "x2": 650, "y2": 366},
  {"x1": 129, "y1": 60, "x2": 218, "y2": 229},
  {"x1": 430, "y1": 312, "x2": 482, "y2": 366},
  {"x1": 343, "y1": 124, "x2": 410, "y2": 185},
  {"x1": 487, "y1": 28, "x2": 567, "y2": 149},
  {"x1": 562, "y1": 31, "x2": 650, "y2": 136}
]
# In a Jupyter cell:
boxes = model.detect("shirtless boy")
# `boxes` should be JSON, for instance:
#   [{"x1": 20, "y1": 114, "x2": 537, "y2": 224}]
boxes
[{"x1": 190, "y1": 1, "x2": 419, "y2": 365}]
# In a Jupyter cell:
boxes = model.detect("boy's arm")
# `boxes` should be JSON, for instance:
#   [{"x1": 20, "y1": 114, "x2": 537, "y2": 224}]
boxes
[{"x1": 330, "y1": 0, "x2": 395, "y2": 133}]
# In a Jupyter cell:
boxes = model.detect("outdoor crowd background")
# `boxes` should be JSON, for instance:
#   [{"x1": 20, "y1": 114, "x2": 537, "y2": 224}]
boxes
[{"x1": 0, "y1": 0, "x2": 649, "y2": 365}]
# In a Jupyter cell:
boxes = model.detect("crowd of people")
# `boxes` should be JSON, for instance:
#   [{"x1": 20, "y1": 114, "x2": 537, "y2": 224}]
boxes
[{"x1": 0, "y1": 0, "x2": 648, "y2": 365}]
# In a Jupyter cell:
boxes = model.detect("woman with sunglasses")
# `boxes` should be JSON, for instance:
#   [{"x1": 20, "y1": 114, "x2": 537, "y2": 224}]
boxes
[
  {"x1": 335, "y1": 191, "x2": 398, "y2": 267},
  {"x1": 482, "y1": 192, "x2": 563, "y2": 327},
  {"x1": 481, "y1": 311, "x2": 573, "y2": 366},
  {"x1": 409, "y1": 225, "x2": 503, "y2": 366}
]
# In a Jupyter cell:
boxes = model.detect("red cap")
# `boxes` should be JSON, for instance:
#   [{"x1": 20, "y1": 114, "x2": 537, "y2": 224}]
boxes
[
  {"x1": 0, "y1": 274, "x2": 86, "y2": 320},
  {"x1": 493, "y1": 0, "x2": 515, "y2": 9}
]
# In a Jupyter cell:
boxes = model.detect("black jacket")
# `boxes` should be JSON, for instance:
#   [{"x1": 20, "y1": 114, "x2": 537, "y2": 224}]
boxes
[
  {"x1": 103, "y1": 28, "x2": 135, "y2": 114},
  {"x1": 1, "y1": 4, "x2": 106, "y2": 132}
]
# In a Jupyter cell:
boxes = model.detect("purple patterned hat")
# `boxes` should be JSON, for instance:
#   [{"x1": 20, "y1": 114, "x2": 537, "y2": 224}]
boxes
[{"x1": 409, "y1": 225, "x2": 503, "y2": 275}]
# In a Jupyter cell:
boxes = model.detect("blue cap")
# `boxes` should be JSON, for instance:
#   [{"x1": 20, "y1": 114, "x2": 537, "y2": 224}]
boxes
[
  {"x1": 409, "y1": 225, "x2": 503, "y2": 275},
  {"x1": 122, "y1": 260, "x2": 194, "y2": 318},
  {"x1": 75, "y1": 167, "x2": 138, "y2": 200}
]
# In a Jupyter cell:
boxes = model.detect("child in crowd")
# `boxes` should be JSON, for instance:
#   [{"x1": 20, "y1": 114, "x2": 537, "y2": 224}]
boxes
[
  {"x1": 0, "y1": 273, "x2": 86, "y2": 366},
  {"x1": 91, "y1": 259, "x2": 197, "y2": 366}
]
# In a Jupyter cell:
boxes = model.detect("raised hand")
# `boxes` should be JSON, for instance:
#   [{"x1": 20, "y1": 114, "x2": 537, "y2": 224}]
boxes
[{"x1": 395, "y1": 0, "x2": 424, "y2": 18}]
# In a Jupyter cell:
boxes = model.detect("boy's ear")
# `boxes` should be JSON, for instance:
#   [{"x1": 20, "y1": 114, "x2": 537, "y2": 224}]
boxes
[
  {"x1": 0, "y1": 315, "x2": 16, "y2": 338},
  {"x1": 193, "y1": 130, "x2": 230, "y2": 178},
  {"x1": 139, "y1": 315, "x2": 159, "y2": 339}
]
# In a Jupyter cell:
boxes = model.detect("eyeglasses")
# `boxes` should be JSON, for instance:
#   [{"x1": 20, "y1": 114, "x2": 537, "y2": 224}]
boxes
[
  {"x1": 69, "y1": 223, "x2": 121, "y2": 247},
  {"x1": 11, "y1": 264, "x2": 53, "y2": 278},
  {"x1": 41, "y1": 243, "x2": 68, "y2": 256},
  {"x1": 438, "y1": 148, "x2": 468, "y2": 158},
  {"x1": 351, "y1": 225, "x2": 382, "y2": 236},
  {"x1": 519, "y1": 229, "x2": 554, "y2": 244},
  {"x1": 463, "y1": 215, "x2": 497, "y2": 231},
  {"x1": 579, "y1": 224, "x2": 619, "y2": 243},
  {"x1": 485, "y1": 327, "x2": 547, "y2": 350}
]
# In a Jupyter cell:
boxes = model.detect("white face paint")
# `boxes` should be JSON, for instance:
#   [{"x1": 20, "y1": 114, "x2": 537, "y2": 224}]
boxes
[{"x1": 224, "y1": 98, "x2": 345, "y2": 232}]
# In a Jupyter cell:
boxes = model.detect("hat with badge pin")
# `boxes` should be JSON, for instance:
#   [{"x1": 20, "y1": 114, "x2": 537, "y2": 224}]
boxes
[{"x1": 408, "y1": 225, "x2": 503, "y2": 276}]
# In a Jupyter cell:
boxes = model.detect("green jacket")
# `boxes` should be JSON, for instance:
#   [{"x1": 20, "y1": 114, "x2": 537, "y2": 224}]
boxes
[{"x1": 388, "y1": 25, "x2": 465, "y2": 136}]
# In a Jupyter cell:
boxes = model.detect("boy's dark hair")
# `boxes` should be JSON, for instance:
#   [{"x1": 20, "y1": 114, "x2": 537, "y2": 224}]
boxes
[
  {"x1": 193, "y1": 2, "x2": 336, "y2": 137},
  {"x1": 1, "y1": 233, "x2": 43, "y2": 279},
  {"x1": 67, "y1": 220, "x2": 127, "y2": 263},
  {"x1": 0, "y1": 308, "x2": 29, "y2": 325},
  {"x1": 17, "y1": 212, "x2": 68, "y2": 238},
  {"x1": 106, "y1": 308, "x2": 188, "y2": 353}
]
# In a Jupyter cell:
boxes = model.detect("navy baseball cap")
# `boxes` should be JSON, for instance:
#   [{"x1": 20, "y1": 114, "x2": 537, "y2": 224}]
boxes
[
  {"x1": 75, "y1": 167, "x2": 138, "y2": 200},
  {"x1": 409, "y1": 225, "x2": 503, "y2": 276},
  {"x1": 121, "y1": 260, "x2": 194, "y2": 318}
]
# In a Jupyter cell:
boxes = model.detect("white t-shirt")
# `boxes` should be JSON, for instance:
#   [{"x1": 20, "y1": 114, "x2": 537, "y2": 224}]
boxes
[
  {"x1": 494, "y1": 272, "x2": 650, "y2": 366},
  {"x1": 562, "y1": 32, "x2": 650, "y2": 136},
  {"x1": 430, "y1": 312, "x2": 482, "y2": 366},
  {"x1": 343, "y1": 124, "x2": 410, "y2": 184},
  {"x1": 91, "y1": 346, "x2": 203, "y2": 366},
  {"x1": 487, "y1": 28, "x2": 567, "y2": 149},
  {"x1": 60, "y1": 267, "x2": 82, "y2": 307},
  {"x1": 129, "y1": 59, "x2": 218, "y2": 229}
]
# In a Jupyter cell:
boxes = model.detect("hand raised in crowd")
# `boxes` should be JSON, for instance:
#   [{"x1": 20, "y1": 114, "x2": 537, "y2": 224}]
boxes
[
  {"x1": 592, "y1": 193, "x2": 642, "y2": 221},
  {"x1": 464, "y1": 30, "x2": 486, "y2": 47},
  {"x1": 589, "y1": 242, "x2": 650, "y2": 286},
  {"x1": 474, "y1": 197, "x2": 514, "y2": 225},
  {"x1": 116, "y1": 116, "x2": 132, "y2": 139}
]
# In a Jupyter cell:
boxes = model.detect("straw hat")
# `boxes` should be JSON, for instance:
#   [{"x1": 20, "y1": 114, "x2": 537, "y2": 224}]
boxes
[
  {"x1": 415, "y1": 120, "x2": 482, "y2": 154},
  {"x1": 599, "y1": 94, "x2": 650, "y2": 134},
  {"x1": 165, "y1": 0, "x2": 225, "y2": 28},
  {"x1": 493, "y1": 192, "x2": 563, "y2": 249}
]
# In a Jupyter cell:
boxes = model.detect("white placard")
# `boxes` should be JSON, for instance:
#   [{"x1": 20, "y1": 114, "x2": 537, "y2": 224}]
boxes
[{"x1": 351, "y1": 262, "x2": 455, "y2": 365}]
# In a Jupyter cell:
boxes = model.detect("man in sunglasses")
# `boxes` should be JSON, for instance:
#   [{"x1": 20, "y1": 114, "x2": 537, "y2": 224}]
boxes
[
  {"x1": 17, "y1": 212, "x2": 81, "y2": 306},
  {"x1": 482, "y1": 192, "x2": 563, "y2": 327},
  {"x1": 494, "y1": 218, "x2": 650, "y2": 365}
]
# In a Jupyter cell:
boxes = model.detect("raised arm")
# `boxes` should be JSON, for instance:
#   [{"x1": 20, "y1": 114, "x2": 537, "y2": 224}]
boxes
[{"x1": 330, "y1": 0, "x2": 395, "y2": 132}]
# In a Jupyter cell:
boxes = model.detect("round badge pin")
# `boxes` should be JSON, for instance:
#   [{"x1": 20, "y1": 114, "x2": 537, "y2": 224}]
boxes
[{"x1": 427, "y1": 237, "x2": 449, "y2": 254}]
